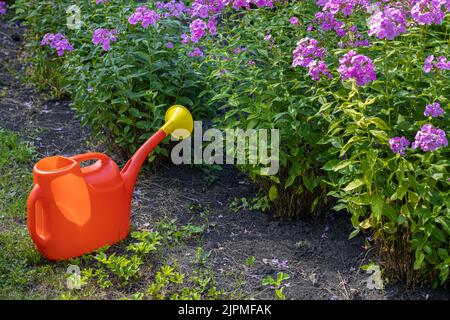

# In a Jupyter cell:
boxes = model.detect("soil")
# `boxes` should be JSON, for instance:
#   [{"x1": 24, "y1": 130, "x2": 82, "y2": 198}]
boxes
[{"x1": 1, "y1": 18, "x2": 450, "y2": 300}]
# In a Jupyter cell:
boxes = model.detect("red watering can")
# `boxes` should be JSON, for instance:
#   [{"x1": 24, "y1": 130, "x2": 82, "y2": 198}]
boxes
[{"x1": 27, "y1": 105, "x2": 193, "y2": 260}]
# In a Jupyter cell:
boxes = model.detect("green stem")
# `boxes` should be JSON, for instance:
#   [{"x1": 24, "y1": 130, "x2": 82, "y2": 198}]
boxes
[{"x1": 383, "y1": 39, "x2": 391, "y2": 127}]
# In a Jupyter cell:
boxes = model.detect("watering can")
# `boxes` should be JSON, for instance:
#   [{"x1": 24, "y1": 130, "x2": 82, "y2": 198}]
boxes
[{"x1": 27, "y1": 105, "x2": 193, "y2": 260}]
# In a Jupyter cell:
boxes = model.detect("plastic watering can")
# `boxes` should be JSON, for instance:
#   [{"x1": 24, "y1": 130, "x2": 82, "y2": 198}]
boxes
[{"x1": 27, "y1": 105, "x2": 193, "y2": 260}]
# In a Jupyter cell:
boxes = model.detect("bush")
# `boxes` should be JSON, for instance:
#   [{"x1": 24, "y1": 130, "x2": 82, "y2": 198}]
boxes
[
  {"x1": 197, "y1": 1, "x2": 450, "y2": 285},
  {"x1": 201, "y1": 1, "x2": 331, "y2": 218},
  {"x1": 13, "y1": 0, "x2": 212, "y2": 157},
  {"x1": 12, "y1": 0, "x2": 450, "y2": 286}
]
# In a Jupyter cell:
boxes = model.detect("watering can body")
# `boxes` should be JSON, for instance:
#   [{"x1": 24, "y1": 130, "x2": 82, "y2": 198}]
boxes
[
  {"x1": 27, "y1": 106, "x2": 193, "y2": 260},
  {"x1": 28, "y1": 154, "x2": 131, "y2": 260}
]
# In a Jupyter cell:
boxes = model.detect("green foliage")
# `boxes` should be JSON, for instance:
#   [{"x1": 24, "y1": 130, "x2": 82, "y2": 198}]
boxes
[
  {"x1": 262, "y1": 272, "x2": 290, "y2": 300},
  {"x1": 13, "y1": 0, "x2": 213, "y2": 158},
  {"x1": 245, "y1": 256, "x2": 256, "y2": 267},
  {"x1": 127, "y1": 230, "x2": 162, "y2": 257},
  {"x1": 0, "y1": 129, "x2": 58, "y2": 299},
  {"x1": 203, "y1": 2, "x2": 329, "y2": 218},
  {"x1": 318, "y1": 28, "x2": 450, "y2": 285}
]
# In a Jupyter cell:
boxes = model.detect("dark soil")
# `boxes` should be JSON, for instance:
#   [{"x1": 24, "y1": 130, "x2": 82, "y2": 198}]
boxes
[{"x1": 1, "y1": 18, "x2": 449, "y2": 300}]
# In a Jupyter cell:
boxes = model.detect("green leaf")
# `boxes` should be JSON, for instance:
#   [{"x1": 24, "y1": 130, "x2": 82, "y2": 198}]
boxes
[
  {"x1": 269, "y1": 185, "x2": 278, "y2": 201},
  {"x1": 369, "y1": 130, "x2": 389, "y2": 142},
  {"x1": 414, "y1": 251, "x2": 425, "y2": 270},
  {"x1": 343, "y1": 179, "x2": 364, "y2": 192},
  {"x1": 370, "y1": 194, "x2": 384, "y2": 222}
]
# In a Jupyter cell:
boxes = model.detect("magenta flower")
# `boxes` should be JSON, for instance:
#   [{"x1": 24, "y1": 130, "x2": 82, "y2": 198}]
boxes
[
  {"x1": 41, "y1": 33, "x2": 73, "y2": 56},
  {"x1": 311, "y1": 11, "x2": 346, "y2": 37},
  {"x1": 317, "y1": 0, "x2": 370, "y2": 16},
  {"x1": 389, "y1": 136, "x2": 410, "y2": 156},
  {"x1": 411, "y1": 0, "x2": 446, "y2": 25},
  {"x1": 424, "y1": 102, "x2": 445, "y2": 118},
  {"x1": 0, "y1": 1, "x2": 7, "y2": 15},
  {"x1": 190, "y1": 19, "x2": 208, "y2": 43},
  {"x1": 190, "y1": 0, "x2": 227, "y2": 18},
  {"x1": 290, "y1": 17, "x2": 299, "y2": 25},
  {"x1": 207, "y1": 17, "x2": 217, "y2": 36},
  {"x1": 292, "y1": 37, "x2": 326, "y2": 68},
  {"x1": 157, "y1": 0, "x2": 190, "y2": 19},
  {"x1": 95, "y1": 0, "x2": 108, "y2": 4},
  {"x1": 292, "y1": 37, "x2": 330, "y2": 82},
  {"x1": 233, "y1": 47, "x2": 247, "y2": 54},
  {"x1": 339, "y1": 26, "x2": 370, "y2": 48},
  {"x1": 232, "y1": 0, "x2": 252, "y2": 10},
  {"x1": 128, "y1": 6, "x2": 160, "y2": 28},
  {"x1": 166, "y1": 42, "x2": 174, "y2": 49},
  {"x1": 189, "y1": 47, "x2": 204, "y2": 57},
  {"x1": 368, "y1": 6, "x2": 407, "y2": 40},
  {"x1": 92, "y1": 28, "x2": 117, "y2": 51},
  {"x1": 423, "y1": 55, "x2": 450, "y2": 73},
  {"x1": 181, "y1": 33, "x2": 190, "y2": 44},
  {"x1": 412, "y1": 124, "x2": 448, "y2": 152},
  {"x1": 307, "y1": 60, "x2": 332, "y2": 81},
  {"x1": 337, "y1": 50, "x2": 377, "y2": 86}
]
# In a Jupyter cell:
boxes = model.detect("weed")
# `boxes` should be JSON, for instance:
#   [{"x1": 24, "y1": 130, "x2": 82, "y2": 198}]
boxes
[{"x1": 262, "y1": 272, "x2": 290, "y2": 300}]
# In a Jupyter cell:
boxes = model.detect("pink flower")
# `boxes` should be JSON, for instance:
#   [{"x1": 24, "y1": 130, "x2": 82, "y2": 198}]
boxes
[
  {"x1": 0, "y1": 1, "x2": 7, "y2": 15},
  {"x1": 181, "y1": 33, "x2": 190, "y2": 44},
  {"x1": 41, "y1": 33, "x2": 73, "y2": 56},
  {"x1": 337, "y1": 50, "x2": 377, "y2": 86},
  {"x1": 128, "y1": 6, "x2": 160, "y2": 28},
  {"x1": 92, "y1": 28, "x2": 117, "y2": 51},
  {"x1": 190, "y1": 19, "x2": 208, "y2": 43},
  {"x1": 189, "y1": 47, "x2": 204, "y2": 57},
  {"x1": 290, "y1": 17, "x2": 299, "y2": 25},
  {"x1": 389, "y1": 136, "x2": 410, "y2": 156}
]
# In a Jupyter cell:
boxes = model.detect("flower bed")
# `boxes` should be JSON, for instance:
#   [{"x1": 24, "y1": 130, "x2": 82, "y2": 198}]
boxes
[{"x1": 10, "y1": 0, "x2": 450, "y2": 286}]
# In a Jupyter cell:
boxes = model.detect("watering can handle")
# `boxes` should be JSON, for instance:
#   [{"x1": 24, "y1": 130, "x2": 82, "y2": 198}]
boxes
[
  {"x1": 27, "y1": 184, "x2": 49, "y2": 249},
  {"x1": 71, "y1": 152, "x2": 110, "y2": 164}
]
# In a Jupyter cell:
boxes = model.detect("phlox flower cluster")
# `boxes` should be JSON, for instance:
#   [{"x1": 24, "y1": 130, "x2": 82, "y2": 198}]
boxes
[
  {"x1": 310, "y1": 11, "x2": 346, "y2": 37},
  {"x1": 411, "y1": 0, "x2": 447, "y2": 25},
  {"x1": 128, "y1": 6, "x2": 161, "y2": 28},
  {"x1": 156, "y1": 1, "x2": 191, "y2": 19},
  {"x1": 368, "y1": 5, "x2": 407, "y2": 40},
  {"x1": 423, "y1": 55, "x2": 450, "y2": 73},
  {"x1": 292, "y1": 37, "x2": 331, "y2": 81},
  {"x1": 189, "y1": 47, "x2": 204, "y2": 57},
  {"x1": 337, "y1": 50, "x2": 377, "y2": 86},
  {"x1": 41, "y1": 33, "x2": 74, "y2": 56},
  {"x1": 412, "y1": 124, "x2": 448, "y2": 152},
  {"x1": 316, "y1": 0, "x2": 370, "y2": 16},
  {"x1": 0, "y1": 0, "x2": 7, "y2": 15},
  {"x1": 191, "y1": 0, "x2": 228, "y2": 18},
  {"x1": 424, "y1": 102, "x2": 445, "y2": 117},
  {"x1": 92, "y1": 28, "x2": 117, "y2": 51},
  {"x1": 338, "y1": 26, "x2": 370, "y2": 48},
  {"x1": 389, "y1": 136, "x2": 410, "y2": 156},
  {"x1": 189, "y1": 18, "x2": 217, "y2": 43}
]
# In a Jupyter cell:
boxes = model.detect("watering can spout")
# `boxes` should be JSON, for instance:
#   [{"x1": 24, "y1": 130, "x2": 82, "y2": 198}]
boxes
[{"x1": 121, "y1": 105, "x2": 194, "y2": 195}]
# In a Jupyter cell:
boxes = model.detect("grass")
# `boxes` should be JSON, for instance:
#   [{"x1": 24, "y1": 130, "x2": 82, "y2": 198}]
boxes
[
  {"x1": 0, "y1": 127, "x2": 247, "y2": 299},
  {"x1": 0, "y1": 127, "x2": 63, "y2": 299}
]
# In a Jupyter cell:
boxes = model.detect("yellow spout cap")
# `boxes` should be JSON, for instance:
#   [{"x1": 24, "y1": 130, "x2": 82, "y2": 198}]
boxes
[{"x1": 161, "y1": 105, "x2": 194, "y2": 140}]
